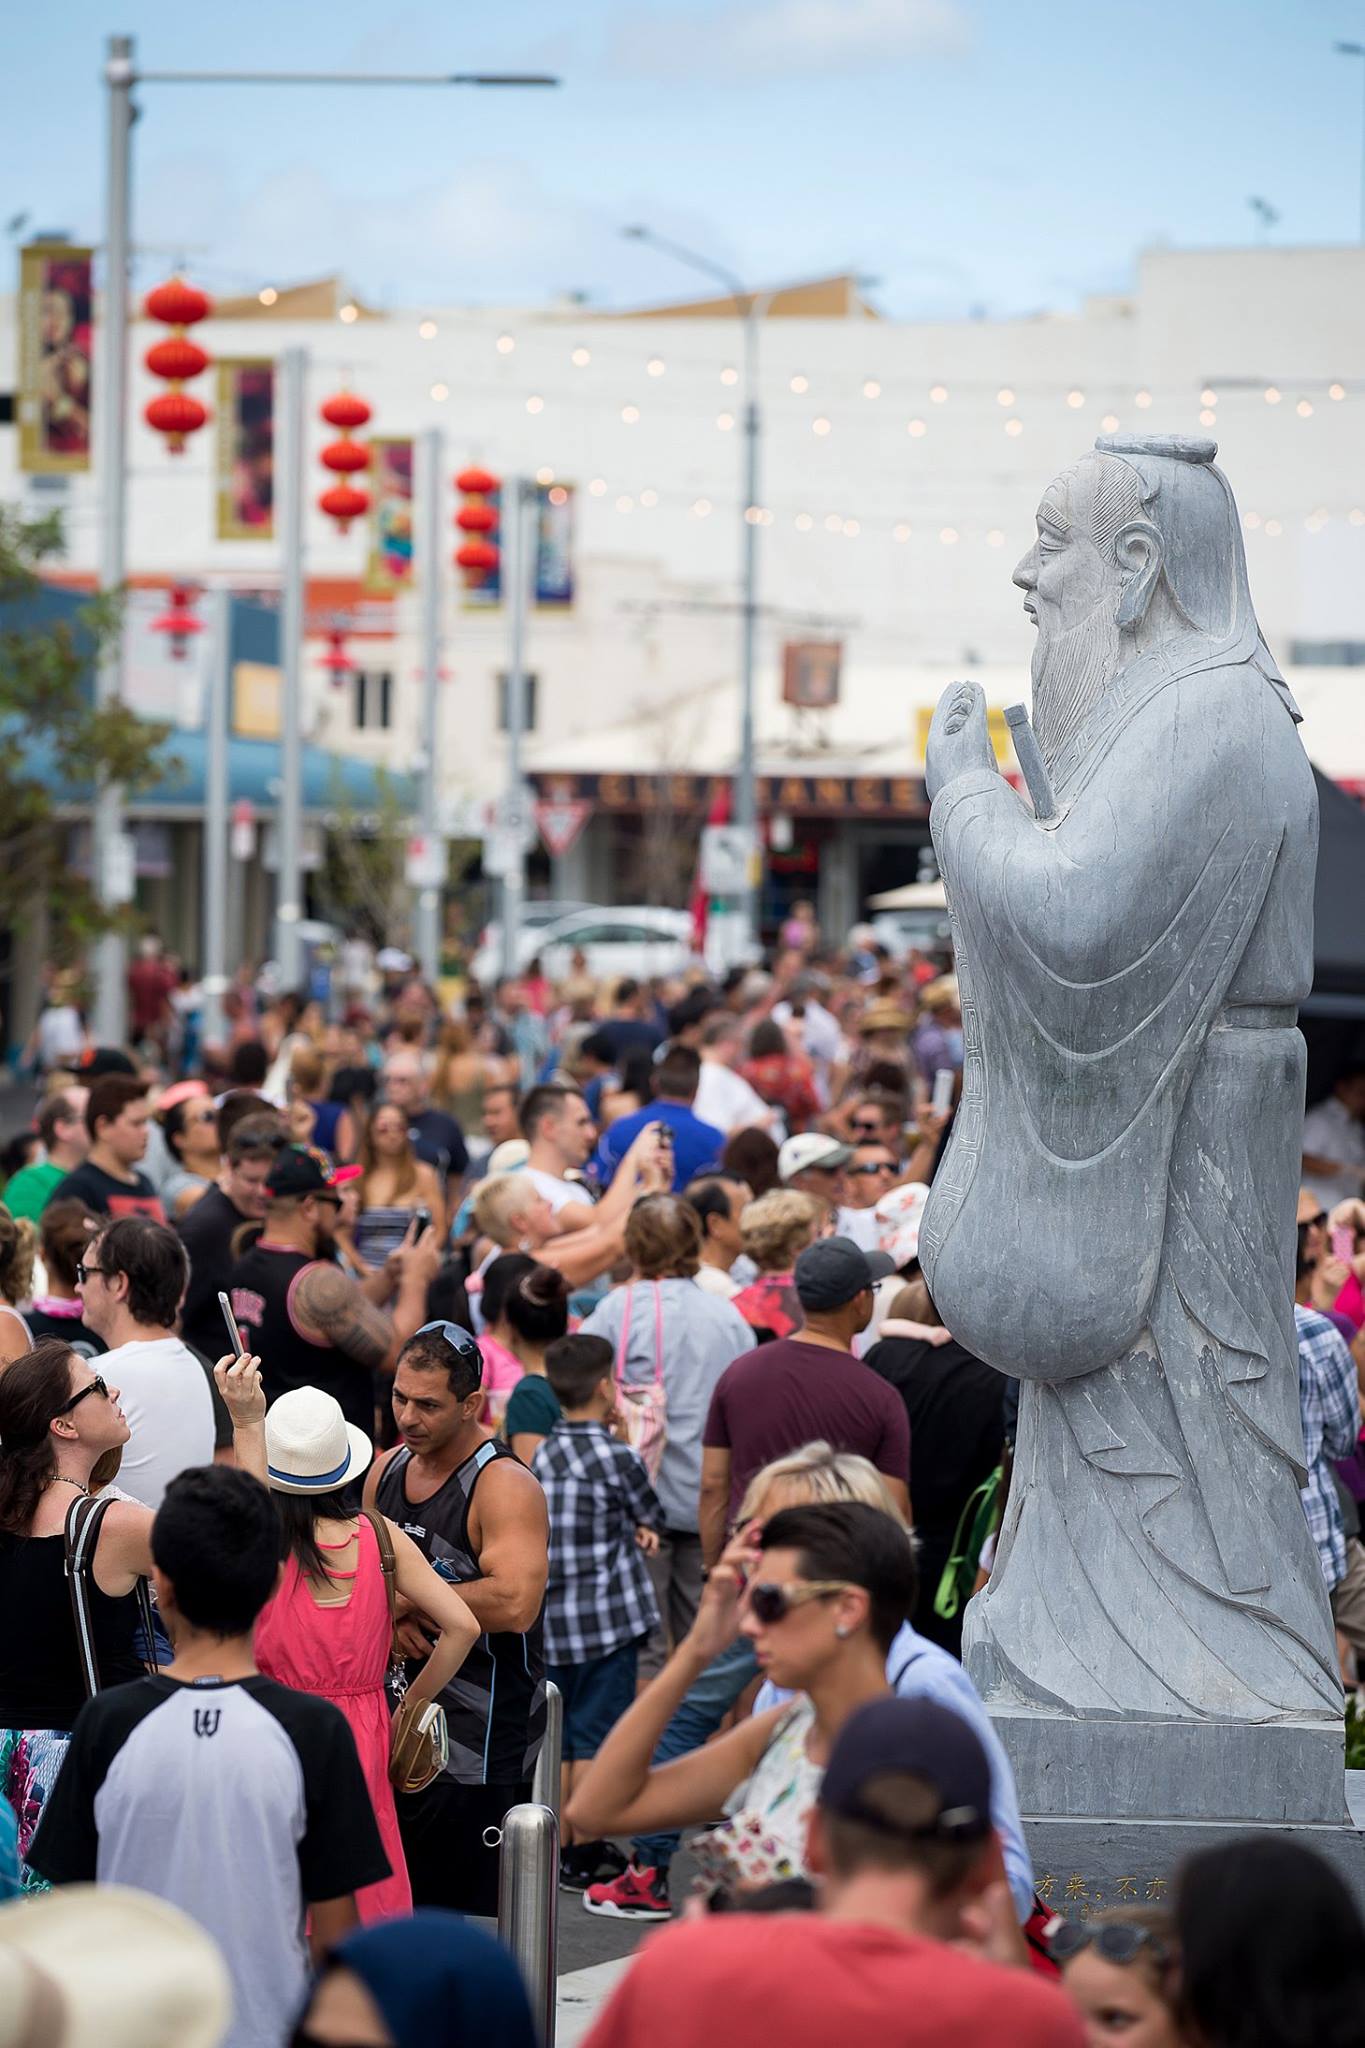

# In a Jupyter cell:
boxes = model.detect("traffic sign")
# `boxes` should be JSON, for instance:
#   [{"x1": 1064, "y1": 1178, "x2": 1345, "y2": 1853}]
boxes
[
  {"x1": 494, "y1": 782, "x2": 537, "y2": 845},
  {"x1": 535, "y1": 799, "x2": 592, "y2": 858},
  {"x1": 404, "y1": 834, "x2": 445, "y2": 889},
  {"x1": 700, "y1": 824, "x2": 760, "y2": 896}
]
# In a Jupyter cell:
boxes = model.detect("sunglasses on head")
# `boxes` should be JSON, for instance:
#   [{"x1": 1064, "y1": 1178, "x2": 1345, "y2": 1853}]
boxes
[
  {"x1": 1050, "y1": 1920, "x2": 1168, "y2": 1967},
  {"x1": 744, "y1": 1579, "x2": 855, "y2": 1626},
  {"x1": 58, "y1": 1374, "x2": 110, "y2": 1416}
]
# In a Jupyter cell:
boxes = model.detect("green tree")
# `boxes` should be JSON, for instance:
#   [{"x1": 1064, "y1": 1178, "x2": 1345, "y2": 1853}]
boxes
[{"x1": 0, "y1": 506, "x2": 170, "y2": 961}]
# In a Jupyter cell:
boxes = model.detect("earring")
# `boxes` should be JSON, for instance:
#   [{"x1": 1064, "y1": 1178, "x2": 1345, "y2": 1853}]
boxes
[{"x1": 834, "y1": 1624, "x2": 850, "y2": 1640}]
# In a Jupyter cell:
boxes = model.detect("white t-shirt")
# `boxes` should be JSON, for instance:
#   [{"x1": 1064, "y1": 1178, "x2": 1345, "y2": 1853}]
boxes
[
  {"x1": 36, "y1": 1005, "x2": 85, "y2": 1070},
  {"x1": 693, "y1": 1060, "x2": 775, "y2": 1136},
  {"x1": 1302, "y1": 1095, "x2": 1365, "y2": 1209},
  {"x1": 104, "y1": 1335, "x2": 216, "y2": 1510},
  {"x1": 694, "y1": 1263, "x2": 740, "y2": 1300},
  {"x1": 526, "y1": 1165, "x2": 594, "y2": 1215}
]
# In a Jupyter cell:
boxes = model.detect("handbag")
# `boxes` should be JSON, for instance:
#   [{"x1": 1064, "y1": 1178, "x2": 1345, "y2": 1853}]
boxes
[
  {"x1": 64, "y1": 1493, "x2": 159, "y2": 1698},
  {"x1": 613, "y1": 1281, "x2": 669, "y2": 1485},
  {"x1": 932, "y1": 1465, "x2": 1003, "y2": 1623},
  {"x1": 364, "y1": 1510, "x2": 449, "y2": 1795}
]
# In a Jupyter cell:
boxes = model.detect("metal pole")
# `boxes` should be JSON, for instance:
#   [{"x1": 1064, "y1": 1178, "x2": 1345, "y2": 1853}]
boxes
[
  {"x1": 531, "y1": 1681, "x2": 563, "y2": 1821},
  {"x1": 500, "y1": 479, "x2": 532, "y2": 981},
  {"x1": 92, "y1": 32, "x2": 135, "y2": 1046},
  {"x1": 496, "y1": 1803, "x2": 559, "y2": 2046},
  {"x1": 201, "y1": 587, "x2": 232, "y2": 1050},
  {"x1": 274, "y1": 347, "x2": 307, "y2": 987},
  {"x1": 738, "y1": 301, "x2": 761, "y2": 959},
  {"x1": 415, "y1": 428, "x2": 444, "y2": 983}
]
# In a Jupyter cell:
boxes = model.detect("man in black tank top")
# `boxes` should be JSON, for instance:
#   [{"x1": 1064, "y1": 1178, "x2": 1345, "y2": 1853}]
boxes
[
  {"x1": 367, "y1": 1319, "x2": 549, "y2": 1916},
  {"x1": 229, "y1": 1147, "x2": 437, "y2": 1440}
]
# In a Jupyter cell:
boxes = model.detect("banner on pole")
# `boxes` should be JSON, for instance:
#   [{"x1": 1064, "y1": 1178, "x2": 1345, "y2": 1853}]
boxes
[
  {"x1": 462, "y1": 484, "x2": 575, "y2": 610},
  {"x1": 215, "y1": 360, "x2": 275, "y2": 538},
  {"x1": 366, "y1": 437, "x2": 415, "y2": 592},
  {"x1": 17, "y1": 243, "x2": 93, "y2": 473}
]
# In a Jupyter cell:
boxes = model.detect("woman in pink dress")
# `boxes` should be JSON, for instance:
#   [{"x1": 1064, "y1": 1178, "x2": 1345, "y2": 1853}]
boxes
[{"x1": 215, "y1": 1360, "x2": 479, "y2": 1923}]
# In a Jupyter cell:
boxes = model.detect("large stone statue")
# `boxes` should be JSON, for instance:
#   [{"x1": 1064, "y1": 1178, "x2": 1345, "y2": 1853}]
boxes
[{"x1": 921, "y1": 435, "x2": 1343, "y2": 1828}]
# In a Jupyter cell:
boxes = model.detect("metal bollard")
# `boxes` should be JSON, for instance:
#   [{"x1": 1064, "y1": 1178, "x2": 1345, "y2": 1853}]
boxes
[
  {"x1": 495, "y1": 1802, "x2": 560, "y2": 2046},
  {"x1": 532, "y1": 1680, "x2": 563, "y2": 1820}
]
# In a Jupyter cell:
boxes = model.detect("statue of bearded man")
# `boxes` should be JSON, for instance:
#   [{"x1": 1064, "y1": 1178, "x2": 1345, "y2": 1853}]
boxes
[{"x1": 921, "y1": 437, "x2": 1341, "y2": 1805}]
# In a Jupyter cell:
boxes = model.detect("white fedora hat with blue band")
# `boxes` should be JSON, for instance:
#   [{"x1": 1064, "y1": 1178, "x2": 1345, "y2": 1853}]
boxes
[{"x1": 263, "y1": 1384, "x2": 374, "y2": 1496}]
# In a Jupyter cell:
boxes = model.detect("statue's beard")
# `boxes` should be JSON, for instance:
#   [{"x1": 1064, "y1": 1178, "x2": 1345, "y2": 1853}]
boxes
[{"x1": 1030, "y1": 604, "x2": 1121, "y2": 771}]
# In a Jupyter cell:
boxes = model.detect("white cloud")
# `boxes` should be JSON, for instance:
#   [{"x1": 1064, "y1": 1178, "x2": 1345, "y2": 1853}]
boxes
[{"x1": 611, "y1": 0, "x2": 969, "y2": 81}]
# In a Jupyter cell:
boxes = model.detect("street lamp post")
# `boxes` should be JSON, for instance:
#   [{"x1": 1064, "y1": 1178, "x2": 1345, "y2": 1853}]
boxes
[
  {"x1": 415, "y1": 426, "x2": 444, "y2": 983},
  {"x1": 1336, "y1": 42, "x2": 1365, "y2": 242},
  {"x1": 92, "y1": 36, "x2": 559, "y2": 1040},
  {"x1": 622, "y1": 225, "x2": 764, "y2": 960}
]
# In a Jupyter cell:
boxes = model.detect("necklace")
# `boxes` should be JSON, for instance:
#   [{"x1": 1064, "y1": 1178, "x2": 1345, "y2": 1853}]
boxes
[{"x1": 52, "y1": 1475, "x2": 90, "y2": 1497}]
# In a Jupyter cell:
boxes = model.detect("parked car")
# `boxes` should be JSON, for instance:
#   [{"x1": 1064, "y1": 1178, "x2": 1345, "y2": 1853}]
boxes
[
  {"x1": 473, "y1": 905, "x2": 694, "y2": 987},
  {"x1": 468, "y1": 901, "x2": 591, "y2": 985}
]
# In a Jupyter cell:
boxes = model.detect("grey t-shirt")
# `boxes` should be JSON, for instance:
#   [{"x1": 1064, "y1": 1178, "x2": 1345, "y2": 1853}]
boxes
[
  {"x1": 30, "y1": 1674, "x2": 389, "y2": 2048},
  {"x1": 581, "y1": 1277, "x2": 754, "y2": 1530}
]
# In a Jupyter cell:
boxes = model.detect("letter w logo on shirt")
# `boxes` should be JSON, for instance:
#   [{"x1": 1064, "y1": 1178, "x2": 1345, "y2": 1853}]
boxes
[{"x1": 193, "y1": 1708, "x2": 222, "y2": 1738}]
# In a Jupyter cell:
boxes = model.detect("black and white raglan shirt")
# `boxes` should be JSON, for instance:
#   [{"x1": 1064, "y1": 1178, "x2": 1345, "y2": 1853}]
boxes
[{"x1": 30, "y1": 1673, "x2": 390, "y2": 2048}]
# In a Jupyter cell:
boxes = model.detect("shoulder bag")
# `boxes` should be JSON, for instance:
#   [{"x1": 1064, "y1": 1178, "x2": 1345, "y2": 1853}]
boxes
[
  {"x1": 364, "y1": 1509, "x2": 449, "y2": 1795},
  {"x1": 63, "y1": 1493, "x2": 159, "y2": 1699},
  {"x1": 613, "y1": 1281, "x2": 669, "y2": 1484}
]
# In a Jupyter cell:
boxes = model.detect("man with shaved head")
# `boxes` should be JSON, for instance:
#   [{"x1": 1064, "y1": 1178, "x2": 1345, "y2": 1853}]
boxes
[{"x1": 382, "y1": 1048, "x2": 469, "y2": 1185}]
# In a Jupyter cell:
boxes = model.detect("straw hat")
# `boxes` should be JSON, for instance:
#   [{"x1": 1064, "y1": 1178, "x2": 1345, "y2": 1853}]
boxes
[
  {"x1": 0, "y1": 1884, "x2": 232, "y2": 2048},
  {"x1": 858, "y1": 1001, "x2": 914, "y2": 1037},
  {"x1": 263, "y1": 1384, "x2": 373, "y2": 1496}
]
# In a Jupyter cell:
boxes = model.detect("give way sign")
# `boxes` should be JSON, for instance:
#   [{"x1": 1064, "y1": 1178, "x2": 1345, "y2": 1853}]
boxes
[{"x1": 535, "y1": 799, "x2": 592, "y2": 858}]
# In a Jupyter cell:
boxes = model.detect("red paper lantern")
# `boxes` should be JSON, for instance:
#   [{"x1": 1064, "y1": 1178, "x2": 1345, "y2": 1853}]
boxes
[
  {"x1": 321, "y1": 438, "x2": 370, "y2": 475},
  {"x1": 318, "y1": 483, "x2": 369, "y2": 532},
  {"x1": 317, "y1": 627, "x2": 354, "y2": 684},
  {"x1": 455, "y1": 539, "x2": 499, "y2": 571},
  {"x1": 143, "y1": 278, "x2": 210, "y2": 328},
  {"x1": 455, "y1": 502, "x2": 497, "y2": 533},
  {"x1": 150, "y1": 584, "x2": 205, "y2": 660},
  {"x1": 317, "y1": 392, "x2": 372, "y2": 534},
  {"x1": 144, "y1": 335, "x2": 209, "y2": 382},
  {"x1": 320, "y1": 391, "x2": 372, "y2": 432},
  {"x1": 456, "y1": 465, "x2": 498, "y2": 495},
  {"x1": 145, "y1": 391, "x2": 209, "y2": 453},
  {"x1": 143, "y1": 274, "x2": 212, "y2": 455}
]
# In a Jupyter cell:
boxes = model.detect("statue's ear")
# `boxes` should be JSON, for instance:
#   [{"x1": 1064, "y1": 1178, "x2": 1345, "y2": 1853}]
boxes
[{"x1": 1114, "y1": 519, "x2": 1163, "y2": 628}]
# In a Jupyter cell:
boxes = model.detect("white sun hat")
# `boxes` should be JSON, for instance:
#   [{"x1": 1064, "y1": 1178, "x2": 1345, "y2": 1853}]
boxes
[
  {"x1": 874, "y1": 1180, "x2": 933, "y2": 1270},
  {"x1": 0, "y1": 1884, "x2": 232, "y2": 2048},
  {"x1": 263, "y1": 1384, "x2": 373, "y2": 1496}
]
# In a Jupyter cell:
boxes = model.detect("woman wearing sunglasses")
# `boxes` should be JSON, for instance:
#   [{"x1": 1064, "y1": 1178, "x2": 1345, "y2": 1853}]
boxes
[
  {"x1": 568, "y1": 1497, "x2": 914, "y2": 1906},
  {"x1": 1053, "y1": 1909, "x2": 1182, "y2": 2048},
  {"x1": 0, "y1": 1341, "x2": 154, "y2": 1884}
]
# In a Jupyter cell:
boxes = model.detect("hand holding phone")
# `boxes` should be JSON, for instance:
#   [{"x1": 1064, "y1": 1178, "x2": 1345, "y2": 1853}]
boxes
[
  {"x1": 411, "y1": 1206, "x2": 433, "y2": 1240},
  {"x1": 931, "y1": 1068, "x2": 956, "y2": 1115},
  {"x1": 218, "y1": 1290, "x2": 247, "y2": 1359},
  {"x1": 1331, "y1": 1225, "x2": 1355, "y2": 1263}
]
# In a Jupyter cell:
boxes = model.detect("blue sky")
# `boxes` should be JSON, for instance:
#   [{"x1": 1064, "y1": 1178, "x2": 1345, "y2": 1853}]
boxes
[{"x1": 6, "y1": 0, "x2": 1365, "y2": 318}]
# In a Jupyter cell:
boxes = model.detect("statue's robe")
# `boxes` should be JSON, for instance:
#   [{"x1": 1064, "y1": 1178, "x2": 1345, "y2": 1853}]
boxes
[{"x1": 921, "y1": 637, "x2": 1341, "y2": 1721}]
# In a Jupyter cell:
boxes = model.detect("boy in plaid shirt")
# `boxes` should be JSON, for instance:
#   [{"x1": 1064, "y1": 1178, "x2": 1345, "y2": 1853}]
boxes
[{"x1": 533, "y1": 1335, "x2": 662, "y2": 1890}]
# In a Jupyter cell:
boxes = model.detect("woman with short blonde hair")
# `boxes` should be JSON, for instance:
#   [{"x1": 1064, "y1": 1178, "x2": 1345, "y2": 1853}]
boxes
[
  {"x1": 735, "y1": 1440, "x2": 910, "y2": 1530},
  {"x1": 730, "y1": 1189, "x2": 824, "y2": 1343}
]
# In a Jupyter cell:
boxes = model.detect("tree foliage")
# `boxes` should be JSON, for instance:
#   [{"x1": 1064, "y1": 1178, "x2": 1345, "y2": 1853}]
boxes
[{"x1": 0, "y1": 506, "x2": 170, "y2": 959}]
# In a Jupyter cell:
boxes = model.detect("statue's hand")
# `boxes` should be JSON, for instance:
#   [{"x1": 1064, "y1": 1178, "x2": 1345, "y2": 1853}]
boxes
[{"x1": 925, "y1": 680, "x2": 995, "y2": 802}]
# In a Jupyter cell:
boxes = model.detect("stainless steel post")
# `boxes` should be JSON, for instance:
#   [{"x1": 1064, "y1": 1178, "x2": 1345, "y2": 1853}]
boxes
[
  {"x1": 496, "y1": 1802, "x2": 559, "y2": 2046},
  {"x1": 499, "y1": 478, "x2": 532, "y2": 981},
  {"x1": 738, "y1": 302, "x2": 761, "y2": 958},
  {"x1": 415, "y1": 427, "x2": 444, "y2": 982},
  {"x1": 273, "y1": 346, "x2": 307, "y2": 986},
  {"x1": 200, "y1": 587, "x2": 232, "y2": 1048},
  {"x1": 531, "y1": 1681, "x2": 563, "y2": 1820},
  {"x1": 92, "y1": 32, "x2": 136, "y2": 1045}
]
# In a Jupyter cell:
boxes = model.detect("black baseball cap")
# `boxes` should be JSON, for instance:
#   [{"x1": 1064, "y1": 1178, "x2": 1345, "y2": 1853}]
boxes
[
  {"x1": 265, "y1": 1145, "x2": 345, "y2": 1200},
  {"x1": 794, "y1": 1235, "x2": 895, "y2": 1309},
  {"x1": 820, "y1": 1698, "x2": 993, "y2": 1842},
  {"x1": 78, "y1": 1046, "x2": 138, "y2": 1079}
]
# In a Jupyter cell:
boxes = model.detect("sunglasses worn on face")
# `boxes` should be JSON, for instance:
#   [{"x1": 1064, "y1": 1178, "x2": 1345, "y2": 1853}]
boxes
[
  {"x1": 745, "y1": 1579, "x2": 856, "y2": 1626},
  {"x1": 849, "y1": 1161, "x2": 895, "y2": 1177},
  {"x1": 58, "y1": 1374, "x2": 110, "y2": 1416},
  {"x1": 851, "y1": 1122, "x2": 884, "y2": 1137},
  {"x1": 1299, "y1": 1212, "x2": 1328, "y2": 1230},
  {"x1": 1051, "y1": 1920, "x2": 1168, "y2": 1966}
]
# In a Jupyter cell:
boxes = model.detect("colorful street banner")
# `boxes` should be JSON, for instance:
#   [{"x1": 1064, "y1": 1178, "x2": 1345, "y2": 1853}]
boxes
[
  {"x1": 17, "y1": 243, "x2": 93, "y2": 473},
  {"x1": 366, "y1": 437, "x2": 415, "y2": 592},
  {"x1": 463, "y1": 483, "x2": 576, "y2": 610},
  {"x1": 215, "y1": 359, "x2": 275, "y2": 539}
]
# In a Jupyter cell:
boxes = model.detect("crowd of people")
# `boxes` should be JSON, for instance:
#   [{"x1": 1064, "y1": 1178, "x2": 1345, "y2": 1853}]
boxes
[{"x1": 1, "y1": 920, "x2": 1364, "y2": 2046}]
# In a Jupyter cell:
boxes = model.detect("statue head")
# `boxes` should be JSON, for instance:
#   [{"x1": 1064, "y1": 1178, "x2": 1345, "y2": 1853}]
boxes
[{"x1": 1014, "y1": 435, "x2": 1286, "y2": 770}]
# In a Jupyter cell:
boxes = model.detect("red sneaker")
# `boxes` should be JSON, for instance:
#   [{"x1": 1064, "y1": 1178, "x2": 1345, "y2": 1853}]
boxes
[{"x1": 582, "y1": 1863, "x2": 671, "y2": 1919}]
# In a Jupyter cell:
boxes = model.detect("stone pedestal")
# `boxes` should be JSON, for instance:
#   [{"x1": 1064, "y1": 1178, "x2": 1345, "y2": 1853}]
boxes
[
  {"x1": 1026, "y1": 1774, "x2": 1365, "y2": 1920},
  {"x1": 993, "y1": 1709, "x2": 1349, "y2": 1826}
]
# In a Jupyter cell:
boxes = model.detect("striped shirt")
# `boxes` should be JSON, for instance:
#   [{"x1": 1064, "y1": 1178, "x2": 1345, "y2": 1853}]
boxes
[{"x1": 533, "y1": 1421, "x2": 661, "y2": 1665}]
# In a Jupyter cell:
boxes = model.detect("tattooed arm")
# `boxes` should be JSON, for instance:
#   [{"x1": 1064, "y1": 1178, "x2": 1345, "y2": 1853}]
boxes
[{"x1": 292, "y1": 1228, "x2": 442, "y2": 1377}]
